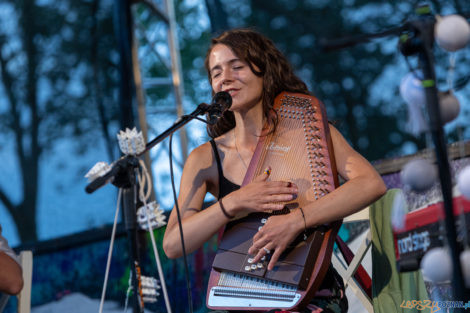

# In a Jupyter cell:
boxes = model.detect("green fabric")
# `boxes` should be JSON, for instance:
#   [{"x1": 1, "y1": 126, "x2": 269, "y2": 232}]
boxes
[{"x1": 370, "y1": 188, "x2": 429, "y2": 313}]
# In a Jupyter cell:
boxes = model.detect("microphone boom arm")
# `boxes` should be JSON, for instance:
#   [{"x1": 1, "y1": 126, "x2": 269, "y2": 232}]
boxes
[{"x1": 85, "y1": 91, "x2": 232, "y2": 193}]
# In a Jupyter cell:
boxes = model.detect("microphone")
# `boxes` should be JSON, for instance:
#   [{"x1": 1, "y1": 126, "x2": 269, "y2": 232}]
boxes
[
  {"x1": 204, "y1": 91, "x2": 232, "y2": 123},
  {"x1": 186, "y1": 91, "x2": 232, "y2": 124}
]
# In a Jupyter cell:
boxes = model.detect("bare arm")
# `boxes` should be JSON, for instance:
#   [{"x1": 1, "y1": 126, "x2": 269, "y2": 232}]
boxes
[
  {"x1": 0, "y1": 252, "x2": 23, "y2": 295},
  {"x1": 249, "y1": 125, "x2": 387, "y2": 268},
  {"x1": 162, "y1": 143, "x2": 228, "y2": 259},
  {"x1": 162, "y1": 141, "x2": 298, "y2": 259},
  {"x1": 301, "y1": 124, "x2": 387, "y2": 224}
]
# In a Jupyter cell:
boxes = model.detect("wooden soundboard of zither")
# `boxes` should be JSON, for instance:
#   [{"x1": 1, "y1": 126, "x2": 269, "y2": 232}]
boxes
[{"x1": 207, "y1": 92, "x2": 341, "y2": 311}]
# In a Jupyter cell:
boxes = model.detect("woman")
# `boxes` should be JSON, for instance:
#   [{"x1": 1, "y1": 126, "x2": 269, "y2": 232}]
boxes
[
  {"x1": 163, "y1": 28, "x2": 386, "y2": 312},
  {"x1": 0, "y1": 224, "x2": 23, "y2": 295}
]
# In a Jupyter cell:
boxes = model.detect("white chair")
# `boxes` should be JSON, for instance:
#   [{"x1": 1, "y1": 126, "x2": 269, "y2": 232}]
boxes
[
  {"x1": 17, "y1": 251, "x2": 33, "y2": 313},
  {"x1": 331, "y1": 206, "x2": 373, "y2": 313}
]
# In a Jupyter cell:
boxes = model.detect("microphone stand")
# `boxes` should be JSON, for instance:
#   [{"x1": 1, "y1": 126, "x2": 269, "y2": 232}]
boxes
[
  {"x1": 320, "y1": 6, "x2": 469, "y2": 307},
  {"x1": 85, "y1": 102, "x2": 213, "y2": 194},
  {"x1": 85, "y1": 102, "x2": 216, "y2": 313}
]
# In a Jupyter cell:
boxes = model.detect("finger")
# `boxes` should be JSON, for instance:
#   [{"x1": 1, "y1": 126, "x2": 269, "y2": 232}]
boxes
[
  {"x1": 263, "y1": 193, "x2": 297, "y2": 203},
  {"x1": 268, "y1": 248, "x2": 283, "y2": 271},
  {"x1": 252, "y1": 245, "x2": 272, "y2": 264},
  {"x1": 248, "y1": 235, "x2": 268, "y2": 255},
  {"x1": 267, "y1": 180, "x2": 296, "y2": 188},
  {"x1": 266, "y1": 181, "x2": 298, "y2": 194},
  {"x1": 259, "y1": 202, "x2": 285, "y2": 211},
  {"x1": 253, "y1": 166, "x2": 272, "y2": 182}
]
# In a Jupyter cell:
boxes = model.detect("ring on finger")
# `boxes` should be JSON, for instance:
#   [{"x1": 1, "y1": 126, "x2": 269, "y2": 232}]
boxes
[{"x1": 263, "y1": 247, "x2": 271, "y2": 254}]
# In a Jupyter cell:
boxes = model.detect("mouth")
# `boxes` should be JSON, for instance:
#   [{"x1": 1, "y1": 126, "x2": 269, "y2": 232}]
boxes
[{"x1": 223, "y1": 88, "x2": 239, "y2": 96}]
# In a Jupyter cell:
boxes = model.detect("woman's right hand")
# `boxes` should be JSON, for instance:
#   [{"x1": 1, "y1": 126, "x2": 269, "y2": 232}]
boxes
[{"x1": 222, "y1": 166, "x2": 298, "y2": 216}]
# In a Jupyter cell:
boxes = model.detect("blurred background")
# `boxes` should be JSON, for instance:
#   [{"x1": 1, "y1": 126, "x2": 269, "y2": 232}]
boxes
[{"x1": 0, "y1": 0, "x2": 469, "y2": 312}]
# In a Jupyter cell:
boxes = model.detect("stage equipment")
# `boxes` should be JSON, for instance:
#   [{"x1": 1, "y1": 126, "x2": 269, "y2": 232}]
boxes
[
  {"x1": 393, "y1": 196, "x2": 470, "y2": 273},
  {"x1": 85, "y1": 91, "x2": 231, "y2": 313},
  {"x1": 421, "y1": 247, "x2": 453, "y2": 283},
  {"x1": 207, "y1": 92, "x2": 340, "y2": 311},
  {"x1": 400, "y1": 158, "x2": 437, "y2": 192},
  {"x1": 319, "y1": 5, "x2": 470, "y2": 305},
  {"x1": 399, "y1": 71, "x2": 428, "y2": 136},
  {"x1": 461, "y1": 250, "x2": 470, "y2": 287},
  {"x1": 457, "y1": 166, "x2": 470, "y2": 199},
  {"x1": 435, "y1": 14, "x2": 470, "y2": 52},
  {"x1": 438, "y1": 91, "x2": 460, "y2": 124},
  {"x1": 137, "y1": 201, "x2": 166, "y2": 230}
]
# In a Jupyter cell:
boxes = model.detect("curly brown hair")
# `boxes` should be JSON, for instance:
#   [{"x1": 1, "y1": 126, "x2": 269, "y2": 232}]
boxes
[{"x1": 204, "y1": 28, "x2": 310, "y2": 138}]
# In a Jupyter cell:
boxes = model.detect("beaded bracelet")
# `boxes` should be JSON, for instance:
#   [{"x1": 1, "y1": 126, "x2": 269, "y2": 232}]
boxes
[
  {"x1": 299, "y1": 207, "x2": 308, "y2": 240},
  {"x1": 219, "y1": 198, "x2": 234, "y2": 219}
]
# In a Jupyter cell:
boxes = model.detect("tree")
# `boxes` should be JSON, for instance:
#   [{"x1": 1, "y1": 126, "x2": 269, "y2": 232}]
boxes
[
  {"x1": 0, "y1": 0, "x2": 119, "y2": 242},
  {"x1": 209, "y1": 0, "x2": 470, "y2": 161}
]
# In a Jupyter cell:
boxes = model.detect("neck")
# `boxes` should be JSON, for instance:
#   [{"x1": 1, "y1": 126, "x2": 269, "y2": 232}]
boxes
[{"x1": 233, "y1": 103, "x2": 264, "y2": 149}]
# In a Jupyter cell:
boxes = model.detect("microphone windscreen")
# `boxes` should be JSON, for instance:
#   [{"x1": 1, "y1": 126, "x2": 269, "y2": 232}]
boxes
[
  {"x1": 213, "y1": 91, "x2": 232, "y2": 110},
  {"x1": 435, "y1": 14, "x2": 470, "y2": 52}
]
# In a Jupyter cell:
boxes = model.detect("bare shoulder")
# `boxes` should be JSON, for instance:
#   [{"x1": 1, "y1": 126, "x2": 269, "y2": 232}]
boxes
[
  {"x1": 187, "y1": 141, "x2": 213, "y2": 164},
  {"x1": 212, "y1": 130, "x2": 232, "y2": 149},
  {"x1": 184, "y1": 141, "x2": 216, "y2": 175},
  {"x1": 328, "y1": 124, "x2": 378, "y2": 180},
  {"x1": 328, "y1": 124, "x2": 353, "y2": 155},
  {"x1": 182, "y1": 140, "x2": 218, "y2": 194}
]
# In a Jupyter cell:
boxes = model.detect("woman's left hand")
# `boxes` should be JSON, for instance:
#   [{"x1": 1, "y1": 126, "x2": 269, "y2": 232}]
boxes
[{"x1": 248, "y1": 209, "x2": 304, "y2": 270}]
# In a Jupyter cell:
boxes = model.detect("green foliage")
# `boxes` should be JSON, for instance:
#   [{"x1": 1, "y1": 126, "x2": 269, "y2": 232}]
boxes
[
  {"x1": 211, "y1": 0, "x2": 469, "y2": 160},
  {"x1": 0, "y1": 0, "x2": 120, "y2": 151},
  {"x1": 0, "y1": 0, "x2": 120, "y2": 242}
]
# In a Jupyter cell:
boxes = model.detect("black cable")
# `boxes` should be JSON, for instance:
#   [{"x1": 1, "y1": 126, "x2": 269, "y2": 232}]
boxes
[
  {"x1": 181, "y1": 115, "x2": 217, "y2": 125},
  {"x1": 169, "y1": 133, "x2": 193, "y2": 313},
  {"x1": 166, "y1": 112, "x2": 217, "y2": 312}
]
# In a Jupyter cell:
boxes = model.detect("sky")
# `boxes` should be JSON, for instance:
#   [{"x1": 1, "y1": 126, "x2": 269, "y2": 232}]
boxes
[{"x1": 0, "y1": 0, "x2": 469, "y2": 247}]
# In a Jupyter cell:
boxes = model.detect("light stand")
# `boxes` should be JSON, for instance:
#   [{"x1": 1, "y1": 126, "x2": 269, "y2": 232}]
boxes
[
  {"x1": 85, "y1": 96, "x2": 230, "y2": 313},
  {"x1": 320, "y1": 5, "x2": 470, "y2": 307},
  {"x1": 398, "y1": 12, "x2": 467, "y2": 305}
]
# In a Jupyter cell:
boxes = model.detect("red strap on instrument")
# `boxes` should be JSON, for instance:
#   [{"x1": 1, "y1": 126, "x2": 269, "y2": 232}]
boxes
[{"x1": 335, "y1": 235, "x2": 372, "y2": 298}]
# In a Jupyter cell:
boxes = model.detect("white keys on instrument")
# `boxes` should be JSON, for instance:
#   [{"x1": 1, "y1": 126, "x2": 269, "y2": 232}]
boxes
[{"x1": 208, "y1": 271, "x2": 300, "y2": 308}]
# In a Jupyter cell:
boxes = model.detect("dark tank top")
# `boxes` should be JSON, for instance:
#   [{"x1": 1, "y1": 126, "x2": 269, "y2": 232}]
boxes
[
  {"x1": 208, "y1": 142, "x2": 347, "y2": 311},
  {"x1": 209, "y1": 140, "x2": 240, "y2": 199}
]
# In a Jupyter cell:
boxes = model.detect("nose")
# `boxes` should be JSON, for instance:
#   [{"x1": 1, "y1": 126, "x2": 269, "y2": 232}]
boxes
[{"x1": 220, "y1": 68, "x2": 234, "y2": 88}]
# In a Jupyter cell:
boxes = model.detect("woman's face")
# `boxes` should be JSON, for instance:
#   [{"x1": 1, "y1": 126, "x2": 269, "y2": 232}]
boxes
[{"x1": 208, "y1": 44, "x2": 263, "y2": 112}]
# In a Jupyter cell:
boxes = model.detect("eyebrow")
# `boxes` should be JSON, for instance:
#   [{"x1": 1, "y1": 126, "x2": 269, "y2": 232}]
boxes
[{"x1": 210, "y1": 58, "x2": 242, "y2": 74}]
